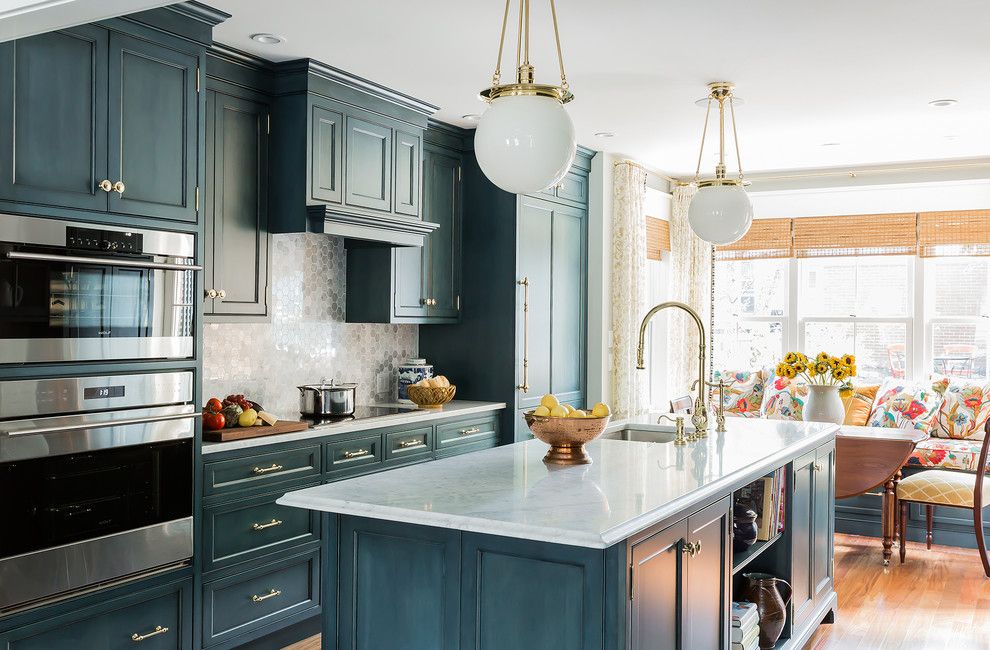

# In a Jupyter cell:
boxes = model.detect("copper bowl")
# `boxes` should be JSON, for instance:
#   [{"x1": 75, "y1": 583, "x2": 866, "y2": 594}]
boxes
[
  {"x1": 406, "y1": 385, "x2": 456, "y2": 409},
  {"x1": 524, "y1": 411, "x2": 612, "y2": 465}
]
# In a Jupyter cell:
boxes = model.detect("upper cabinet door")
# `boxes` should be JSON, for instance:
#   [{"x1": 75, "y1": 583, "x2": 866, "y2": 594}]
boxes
[
  {"x1": 550, "y1": 203, "x2": 586, "y2": 403},
  {"x1": 344, "y1": 116, "x2": 392, "y2": 212},
  {"x1": 207, "y1": 93, "x2": 270, "y2": 319},
  {"x1": 392, "y1": 244, "x2": 428, "y2": 318},
  {"x1": 424, "y1": 148, "x2": 461, "y2": 320},
  {"x1": 516, "y1": 196, "x2": 554, "y2": 410},
  {"x1": 310, "y1": 103, "x2": 343, "y2": 205},
  {"x1": 0, "y1": 26, "x2": 109, "y2": 212},
  {"x1": 108, "y1": 33, "x2": 198, "y2": 222},
  {"x1": 393, "y1": 130, "x2": 421, "y2": 218}
]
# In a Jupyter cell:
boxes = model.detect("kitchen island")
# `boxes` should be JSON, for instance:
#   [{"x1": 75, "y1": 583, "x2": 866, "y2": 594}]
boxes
[{"x1": 279, "y1": 417, "x2": 839, "y2": 650}]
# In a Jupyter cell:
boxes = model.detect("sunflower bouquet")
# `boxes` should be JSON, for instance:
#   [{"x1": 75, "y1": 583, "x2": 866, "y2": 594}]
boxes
[{"x1": 775, "y1": 352, "x2": 857, "y2": 391}]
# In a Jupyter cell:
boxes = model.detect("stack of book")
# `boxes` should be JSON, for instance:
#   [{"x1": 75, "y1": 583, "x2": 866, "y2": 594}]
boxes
[
  {"x1": 736, "y1": 467, "x2": 787, "y2": 541},
  {"x1": 731, "y1": 601, "x2": 760, "y2": 650}
]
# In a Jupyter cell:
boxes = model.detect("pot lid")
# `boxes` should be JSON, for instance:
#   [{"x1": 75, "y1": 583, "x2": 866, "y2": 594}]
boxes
[{"x1": 298, "y1": 378, "x2": 358, "y2": 390}]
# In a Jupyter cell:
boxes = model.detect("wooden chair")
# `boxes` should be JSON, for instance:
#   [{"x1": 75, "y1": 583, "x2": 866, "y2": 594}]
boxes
[
  {"x1": 669, "y1": 395, "x2": 693, "y2": 414},
  {"x1": 897, "y1": 419, "x2": 990, "y2": 577}
]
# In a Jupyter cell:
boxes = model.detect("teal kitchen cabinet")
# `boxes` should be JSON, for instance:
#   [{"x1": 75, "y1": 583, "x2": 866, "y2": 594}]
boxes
[
  {"x1": 791, "y1": 440, "x2": 837, "y2": 632},
  {"x1": 346, "y1": 122, "x2": 464, "y2": 324},
  {"x1": 268, "y1": 60, "x2": 438, "y2": 246},
  {"x1": 0, "y1": 23, "x2": 202, "y2": 223},
  {"x1": 203, "y1": 89, "x2": 271, "y2": 320},
  {"x1": 420, "y1": 145, "x2": 593, "y2": 443}
]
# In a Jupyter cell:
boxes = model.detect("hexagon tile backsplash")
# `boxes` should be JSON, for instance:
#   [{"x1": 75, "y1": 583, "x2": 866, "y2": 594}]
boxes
[{"x1": 203, "y1": 234, "x2": 418, "y2": 417}]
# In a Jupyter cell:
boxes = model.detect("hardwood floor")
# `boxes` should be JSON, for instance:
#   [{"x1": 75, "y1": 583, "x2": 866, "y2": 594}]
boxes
[
  {"x1": 282, "y1": 533, "x2": 990, "y2": 650},
  {"x1": 805, "y1": 533, "x2": 990, "y2": 649}
]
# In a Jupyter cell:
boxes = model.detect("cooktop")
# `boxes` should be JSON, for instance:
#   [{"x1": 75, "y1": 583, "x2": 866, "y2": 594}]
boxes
[{"x1": 300, "y1": 405, "x2": 416, "y2": 426}]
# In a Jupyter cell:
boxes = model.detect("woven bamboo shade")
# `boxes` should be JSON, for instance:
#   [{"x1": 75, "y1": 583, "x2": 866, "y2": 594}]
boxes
[
  {"x1": 792, "y1": 213, "x2": 918, "y2": 258},
  {"x1": 715, "y1": 218, "x2": 793, "y2": 260},
  {"x1": 646, "y1": 216, "x2": 670, "y2": 261},
  {"x1": 918, "y1": 210, "x2": 990, "y2": 257}
]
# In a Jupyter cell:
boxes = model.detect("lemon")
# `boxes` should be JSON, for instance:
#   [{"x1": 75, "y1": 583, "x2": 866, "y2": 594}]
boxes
[
  {"x1": 567, "y1": 409, "x2": 587, "y2": 418},
  {"x1": 533, "y1": 405, "x2": 551, "y2": 417},
  {"x1": 563, "y1": 404, "x2": 576, "y2": 415},
  {"x1": 591, "y1": 403, "x2": 611, "y2": 418},
  {"x1": 540, "y1": 394, "x2": 560, "y2": 410},
  {"x1": 549, "y1": 405, "x2": 568, "y2": 418}
]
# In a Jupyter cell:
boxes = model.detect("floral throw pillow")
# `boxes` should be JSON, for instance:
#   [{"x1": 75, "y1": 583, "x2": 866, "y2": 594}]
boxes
[
  {"x1": 760, "y1": 373, "x2": 809, "y2": 421},
  {"x1": 932, "y1": 378, "x2": 990, "y2": 440},
  {"x1": 712, "y1": 369, "x2": 766, "y2": 417},
  {"x1": 867, "y1": 378, "x2": 944, "y2": 433}
]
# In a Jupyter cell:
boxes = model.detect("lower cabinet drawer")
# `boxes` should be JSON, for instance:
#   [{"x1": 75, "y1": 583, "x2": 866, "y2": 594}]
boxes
[
  {"x1": 436, "y1": 435, "x2": 498, "y2": 459},
  {"x1": 3, "y1": 580, "x2": 187, "y2": 650},
  {"x1": 202, "y1": 550, "x2": 320, "y2": 648},
  {"x1": 204, "y1": 445, "x2": 321, "y2": 497},
  {"x1": 384, "y1": 425, "x2": 433, "y2": 465},
  {"x1": 202, "y1": 485, "x2": 321, "y2": 573},
  {"x1": 436, "y1": 415, "x2": 498, "y2": 451},
  {"x1": 326, "y1": 433, "x2": 382, "y2": 477}
]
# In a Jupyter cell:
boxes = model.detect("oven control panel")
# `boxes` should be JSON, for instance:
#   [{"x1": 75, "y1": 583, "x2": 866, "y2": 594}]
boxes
[{"x1": 66, "y1": 226, "x2": 144, "y2": 254}]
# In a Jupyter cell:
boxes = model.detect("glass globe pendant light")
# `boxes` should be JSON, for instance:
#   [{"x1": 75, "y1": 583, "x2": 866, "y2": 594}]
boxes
[
  {"x1": 474, "y1": 0, "x2": 576, "y2": 194},
  {"x1": 687, "y1": 82, "x2": 754, "y2": 245}
]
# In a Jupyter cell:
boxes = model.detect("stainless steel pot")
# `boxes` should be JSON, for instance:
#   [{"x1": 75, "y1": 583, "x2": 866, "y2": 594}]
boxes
[{"x1": 298, "y1": 378, "x2": 357, "y2": 417}]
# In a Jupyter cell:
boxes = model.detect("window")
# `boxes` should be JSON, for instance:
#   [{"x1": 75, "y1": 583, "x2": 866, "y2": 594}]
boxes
[
  {"x1": 925, "y1": 257, "x2": 990, "y2": 381},
  {"x1": 712, "y1": 259, "x2": 788, "y2": 371}
]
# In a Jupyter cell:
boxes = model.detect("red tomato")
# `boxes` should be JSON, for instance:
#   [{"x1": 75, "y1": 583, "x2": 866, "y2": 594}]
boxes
[
  {"x1": 203, "y1": 411, "x2": 225, "y2": 430},
  {"x1": 205, "y1": 398, "x2": 223, "y2": 413}
]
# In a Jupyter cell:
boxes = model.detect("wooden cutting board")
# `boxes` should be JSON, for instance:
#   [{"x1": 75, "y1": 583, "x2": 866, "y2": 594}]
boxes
[{"x1": 203, "y1": 419, "x2": 311, "y2": 442}]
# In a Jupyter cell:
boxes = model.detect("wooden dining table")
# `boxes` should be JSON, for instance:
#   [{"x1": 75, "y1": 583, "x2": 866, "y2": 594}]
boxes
[{"x1": 835, "y1": 425, "x2": 929, "y2": 565}]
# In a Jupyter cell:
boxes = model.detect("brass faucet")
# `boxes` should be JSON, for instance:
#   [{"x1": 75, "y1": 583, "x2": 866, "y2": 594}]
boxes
[{"x1": 636, "y1": 301, "x2": 709, "y2": 436}]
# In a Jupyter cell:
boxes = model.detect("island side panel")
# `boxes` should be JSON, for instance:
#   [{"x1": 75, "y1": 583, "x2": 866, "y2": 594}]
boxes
[{"x1": 460, "y1": 533, "x2": 606, "y2": 650}]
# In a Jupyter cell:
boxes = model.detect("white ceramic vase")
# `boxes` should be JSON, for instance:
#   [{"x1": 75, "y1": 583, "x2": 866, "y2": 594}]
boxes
[{"x1": 802, "y1": 384, "x2": 845, "y2": 424}]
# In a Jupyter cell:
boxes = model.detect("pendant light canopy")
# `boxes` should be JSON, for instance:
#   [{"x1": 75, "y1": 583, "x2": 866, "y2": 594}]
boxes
[
  {"x1": 474, "y1": 0, "x2": 576, "y2": 195},
  {"x1": 687, "y1": 82, "x2": 754, "y2": 245}
]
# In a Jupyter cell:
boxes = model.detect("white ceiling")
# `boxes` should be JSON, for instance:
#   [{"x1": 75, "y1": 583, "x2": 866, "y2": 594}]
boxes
[{"x1": 209, "y1": 0, "x2": 990, "y2": 176}]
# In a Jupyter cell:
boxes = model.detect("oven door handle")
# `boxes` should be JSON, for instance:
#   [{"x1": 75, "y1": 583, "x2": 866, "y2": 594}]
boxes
[
  {"x1": 2, "y1": 411, "x2": 200, "y2": 437},
  {"x1": 6, "y1": 251, "x2": 202, "y2": 272}
]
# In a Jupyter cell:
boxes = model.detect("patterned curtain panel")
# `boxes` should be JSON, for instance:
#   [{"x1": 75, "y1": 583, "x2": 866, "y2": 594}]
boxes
[
  {"x1": 667, "y1": 184, "x2": 712, "y2": 403},
  {"x1": 610, "y1": 162, "x2": 650, "y2": 418}
]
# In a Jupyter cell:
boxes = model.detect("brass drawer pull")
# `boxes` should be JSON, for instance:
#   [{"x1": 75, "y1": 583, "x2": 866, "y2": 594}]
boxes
[
  {"x1": 399, "y1": 439, "x2": 424, "y2": 448},
  {"x1": 251, "y1": 588, "x2": 281, "y2": 603},
  {"x1": 252, "y1": 463, "x2": 284, "y2": 475},
  {"x1": 252, "y1": 519, "x2": 283, "y2": 531},
  {"x1": 342, "y1": 449, "x2": 371, "y2": 459},
  {"x1": 131, "y1": 625, "x2": 169, "y2": 642},
  {"x1": 459, "y1": 427, "x2": 481, "y2": 436}
]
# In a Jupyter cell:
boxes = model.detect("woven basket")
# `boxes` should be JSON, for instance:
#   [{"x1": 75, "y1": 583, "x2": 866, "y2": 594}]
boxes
[{"x1": 406, "y1": 385, "x2": 456, "y2": 409}]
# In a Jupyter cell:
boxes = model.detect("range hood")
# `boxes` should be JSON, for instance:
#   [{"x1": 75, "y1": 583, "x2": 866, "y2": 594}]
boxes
[{"x1": 306, "y1": 205, "x2": 439, "y2": 247}]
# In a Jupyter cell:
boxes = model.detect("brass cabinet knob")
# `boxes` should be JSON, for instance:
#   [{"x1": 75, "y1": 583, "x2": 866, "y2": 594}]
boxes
[
  {"x1": 681, "y1": 540, "x2": 702, "y2": 557},
  {"x1": 421, "y1": 298, "x2": 429, "y2": 305},
  {"x1": 99, "y1": 179, "x2": 113, "y2": 193},
  {"x1": 813, "y1": 462, "x2": 823, "y2": 472},
  {"x1": 205, "y1": 288, "x2": 218, "y2": 299},
  {"x1": 217, "y1": 289, "x2": 226, "y2": 299},
  {"x1": 112, "y1": 181, "x2": 126, "y2": 195}
]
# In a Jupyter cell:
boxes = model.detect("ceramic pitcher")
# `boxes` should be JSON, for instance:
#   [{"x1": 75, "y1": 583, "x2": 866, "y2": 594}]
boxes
[{"x1": 741, "y1": 572, "x2": 792, "y2": 649}]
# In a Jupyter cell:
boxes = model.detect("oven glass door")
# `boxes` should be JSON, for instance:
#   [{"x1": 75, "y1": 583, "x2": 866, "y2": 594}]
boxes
[
  {"x1": 0, "y1": 439, "x2": 192, "y2": 558},
  {"x1": 0, "y1": 243, "x2": 195, "y2": 363}
]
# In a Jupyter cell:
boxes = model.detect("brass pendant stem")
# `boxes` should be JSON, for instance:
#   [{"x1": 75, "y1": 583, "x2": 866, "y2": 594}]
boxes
[
  {"x1": 492, "y1": 0, "x2": 511, "y2": 86},
  {"x1": 694, "y1": 81, "x2": 745, "y2": 186},
  {"x1": 485, "y1": 0, "x2": 572, "y2": 101}
]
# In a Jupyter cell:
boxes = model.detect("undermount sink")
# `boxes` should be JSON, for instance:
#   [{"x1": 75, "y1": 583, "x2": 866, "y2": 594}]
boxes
[{"x1": 601, "y1": 427, "x2": 679, "y2": 444}]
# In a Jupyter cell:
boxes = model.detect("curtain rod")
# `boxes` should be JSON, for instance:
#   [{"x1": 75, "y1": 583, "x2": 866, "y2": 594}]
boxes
[{"x1": 613, "y1": 159, "x2": 679, "y2": 185}]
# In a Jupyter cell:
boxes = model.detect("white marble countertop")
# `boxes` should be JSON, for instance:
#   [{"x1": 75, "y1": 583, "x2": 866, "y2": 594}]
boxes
[
  {"x1": 277, "y1": 416, "x2": 838, "y2": 548},
  {"x1": 202, "y1": 400, "x2": 506, "y2": 454}
]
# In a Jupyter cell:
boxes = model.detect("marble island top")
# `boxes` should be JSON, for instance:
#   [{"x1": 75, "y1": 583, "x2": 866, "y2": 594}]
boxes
[
  {"x1": 278, "y1": 416, "x2": 839, "y2": 548},
  {"x1": 202, "y1": 400, "x2": 505, "y2": 454}
]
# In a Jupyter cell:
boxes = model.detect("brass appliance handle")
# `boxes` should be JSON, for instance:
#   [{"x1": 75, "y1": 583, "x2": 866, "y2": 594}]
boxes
[
  {"x1": 131, "y1": 625, "x2": 169, "y2": 642},
  {"x1": 252, "y1": 519, "x2": 283, "y2": 531},
  {"x1": 251, "y1": 589, "x2": 281, "y2": 603},
  {"x1": 516, "y1": 277, "x2": 530, "y2": 392},
  {"x1": 459, "y1": 427, "x2": 481, "y2": 436},
  {"x1": 342, "y1": 449, "x2": 371, "y2": 459},
  {"x1": 252, "y1": 463, "x2": 284, "y2": 475},
  {"x1": 7, "y1": 251, "x2": 202, "y2": 272},
  {"x1": 399, "y1": 439, "x2": 424, "y2": 449}
]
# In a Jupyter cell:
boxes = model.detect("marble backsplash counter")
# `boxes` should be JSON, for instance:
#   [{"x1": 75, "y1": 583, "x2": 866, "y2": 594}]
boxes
[{"x1": 203, "y1": 234, "x2": 418, "y2": 417}]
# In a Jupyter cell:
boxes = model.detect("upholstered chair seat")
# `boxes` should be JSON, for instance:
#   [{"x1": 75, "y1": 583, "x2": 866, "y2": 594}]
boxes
[{"x1": 897, "y1": 470, "x2": 990, "y2": 508}]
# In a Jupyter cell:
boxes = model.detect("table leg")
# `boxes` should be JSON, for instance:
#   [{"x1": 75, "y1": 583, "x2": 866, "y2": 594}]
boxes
[{"x1": 882, "y1": 475, "x2": 897, "y2": 565}]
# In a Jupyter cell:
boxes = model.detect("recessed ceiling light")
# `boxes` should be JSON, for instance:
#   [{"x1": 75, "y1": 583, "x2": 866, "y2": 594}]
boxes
[
  {"x1": 928, "y1": 98, "x2": 958, "y2": 107},
  {"x1": 944, "y1": 135, "x2": 959, "y2": 141},
  {"x1": 594, "y1": 131, "x2": 615, "y2": 138},
  {"x1": 461, "y1": 114, "x2": 481, "y2": 122},
  {"x1": 821, "y1": 142, "x2": 841, "y2": 147},
  {"x1": 250, "y1": 33, "x2": 284, "y2": 45}
]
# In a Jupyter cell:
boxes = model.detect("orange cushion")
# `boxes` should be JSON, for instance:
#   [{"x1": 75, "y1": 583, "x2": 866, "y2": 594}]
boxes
[{"x1": 843, "y1": 384, "x2": 879, "y2": 426}]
